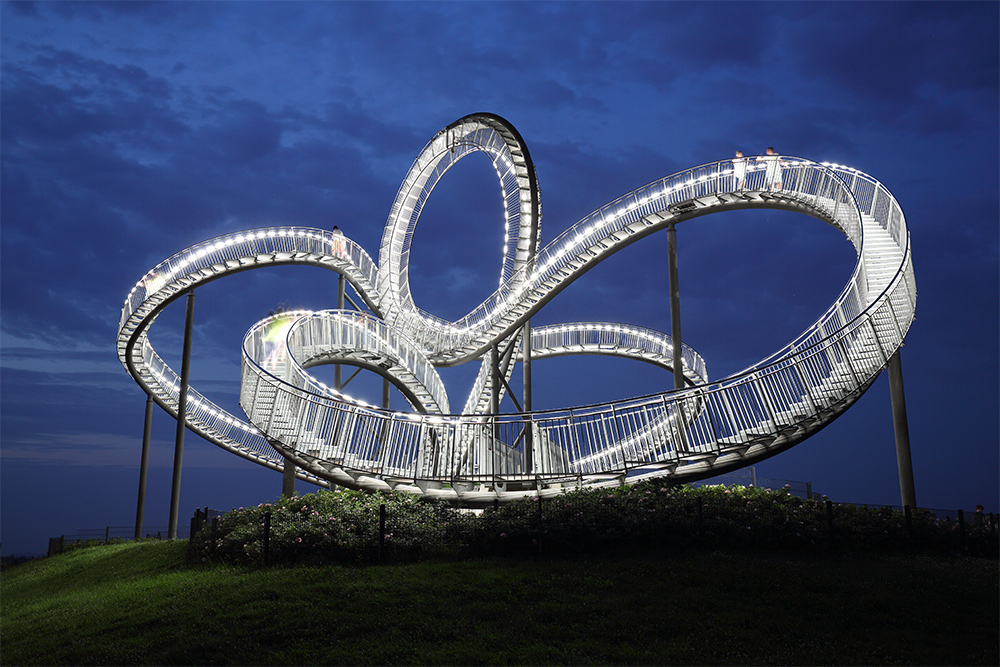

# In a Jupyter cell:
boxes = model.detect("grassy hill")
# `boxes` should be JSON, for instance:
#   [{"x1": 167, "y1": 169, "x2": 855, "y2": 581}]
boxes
[{"x1": 2, "y1": 539, "x2": 997, "y2": 666}]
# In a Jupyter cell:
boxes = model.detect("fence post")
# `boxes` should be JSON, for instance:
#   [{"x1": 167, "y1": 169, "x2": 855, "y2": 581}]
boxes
[
  {"x1": 904, "y1": 505, "x2": 913, "y2": 542},
  {"x1": 825, "y1": 500, "x2": 834, "y2": 550},
  {"x1": 48, "y1": 536, "x2": 64, "y2": 557},
  {"x1": 537, "y1": 496, "x2": 543, "y2": 553},
  {"x1": 263, "y1": 511, "x2": 271, "y2": 565},
  {"x1": 105, "y1": 527, "x2": 110, "y2": 544},
  {"x1": 189, "y1": 509, "x2": 202, "y2": 538},
  {"x1": 378, "y1": 504, "x2": 386, "y2": 563},
  {"x1": 958, "y1": 509, "x2": 967, "y2": 552}
]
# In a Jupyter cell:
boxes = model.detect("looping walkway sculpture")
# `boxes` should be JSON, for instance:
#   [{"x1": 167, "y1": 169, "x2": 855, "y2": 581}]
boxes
[{"x1": 119, "y1": 112, "x2": 916, "y2": 505}]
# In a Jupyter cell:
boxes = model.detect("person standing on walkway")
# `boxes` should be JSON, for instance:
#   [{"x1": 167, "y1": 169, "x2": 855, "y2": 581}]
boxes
[
  {"x1": 331, "y1": 225, "x2": 345, "y2": 257},
  {"x1": 757, "y1": 147, "x2": 784, "y2": 190},
  {"x1": 732, "y1": 150, "x2": 747, "y2": 191}
]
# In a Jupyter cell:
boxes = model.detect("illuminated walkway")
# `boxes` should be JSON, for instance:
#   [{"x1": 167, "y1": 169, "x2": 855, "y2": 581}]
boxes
[{"x1": 119, "y1": 113, "x2": 915, "y2": 504}]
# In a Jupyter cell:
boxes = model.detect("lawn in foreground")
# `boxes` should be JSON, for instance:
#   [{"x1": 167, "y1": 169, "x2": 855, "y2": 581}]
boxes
[{"x1": 2, "y1": 540, "x2": 996, "y2": 666}]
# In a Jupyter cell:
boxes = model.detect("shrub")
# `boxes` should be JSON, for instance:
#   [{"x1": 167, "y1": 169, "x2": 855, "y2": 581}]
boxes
[{"x1": 188, "y1": 481, "x2": 998, "y2": 566}]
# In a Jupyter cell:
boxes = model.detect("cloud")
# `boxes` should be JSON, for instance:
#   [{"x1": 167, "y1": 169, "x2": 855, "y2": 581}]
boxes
[
  {"x1": 1, "y1": 1, "x2": 997, "y2": 556},
  {"x1": 784, "y1": 3, "x2": 999, "y2": 127},
  {"x1": 1, "y1": 431, "x2": 143, "y2": 468}
]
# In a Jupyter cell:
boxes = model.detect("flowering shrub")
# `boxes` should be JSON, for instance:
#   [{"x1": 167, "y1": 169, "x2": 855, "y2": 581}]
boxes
[
  {"x1": 189, "y1": 489, "x2": 475, "y2": 565},
  {"x1": 189, "y1": 482, "x2": 998, "y2": 566}
]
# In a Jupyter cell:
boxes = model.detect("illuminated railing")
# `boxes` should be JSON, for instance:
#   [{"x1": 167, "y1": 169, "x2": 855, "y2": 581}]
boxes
[
  {"x1": 528, "y1": 322, "x2": 707, "y2": 385},
  {"x1": 392, "y1": 157, "x2": 864, "y2": 364},
  {"x1": 377, "y1": 115, "x2": 541, "y2": 336},
  {"x1": 119, "y1": 227, "x2": 379, "y2": 337},
  {"x1": 131, "y1": 329, "x2": 280, "y2": 468},
  {"x1": 246, "y1": 309, "x2": 450, "y2": 414},
  {"x1": 228, "y1": 158, "x2": 912, "y2": 500},
  {"x1": 117, "y1": 229, "x2": 379, "y2": 479},
  {"x1": 119, "y1": 112, "x2": 914, "y2": 502}
]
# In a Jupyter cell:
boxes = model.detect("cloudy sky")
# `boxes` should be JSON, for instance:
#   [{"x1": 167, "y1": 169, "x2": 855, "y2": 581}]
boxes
[{"x1": 2, "y1": 1, "x2": 997, "y2": 555}]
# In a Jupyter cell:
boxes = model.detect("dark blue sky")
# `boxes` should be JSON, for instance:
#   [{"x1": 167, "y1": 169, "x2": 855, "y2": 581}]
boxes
[{"x1": 2, "y1": 1, "x2": 997, "y2": 555}]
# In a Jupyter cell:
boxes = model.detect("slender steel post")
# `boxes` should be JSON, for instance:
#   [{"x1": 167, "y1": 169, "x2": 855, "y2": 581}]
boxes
[
  {"x1": 666, "y1": 223, "x2": 684, "y2": 390},
  {"x1": 490, "y1": 344, "x2": 500, "y2": 478},
  {"x1": 490, "y1": 343, "x2": 500, "y2": 415},
  {"x1": 168, "y1": 290, "x2": 195, "y2": 540},
  {"x1": 134, "y1": 393, "x2": 154, "y2": 539},
  {"x1": 887, "y1": 349, "x2": 917, "y2": 509},
  {"x1": 523, "y1": 320, "x2": 533, "y2": 474},
  {"x1": 335, "y1": 274, "x2": 345, "y2": 390},
  {"x1": 491, "y1": 344, "x2": 500, "y2": 416},
  {"x1": 375, "y1": 377, "x2": 392, "y2": 479},
  {"x1": 282, "y1": 454, "x2": 296, "y2": 497}
]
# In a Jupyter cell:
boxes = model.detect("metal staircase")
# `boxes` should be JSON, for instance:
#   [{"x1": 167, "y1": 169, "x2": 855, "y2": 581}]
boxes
[{"x1": 119, "y1": 113, "x2": 915, "y2": 503}]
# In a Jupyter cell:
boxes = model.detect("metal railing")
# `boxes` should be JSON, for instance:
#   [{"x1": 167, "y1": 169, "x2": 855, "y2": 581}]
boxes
[
  {"x1": 388, "y1": 157, "x2": 866, "y2": 365},
  {"x1": 528, "y1": 322, "x2": 707, "y2": 384},
  {"x1": 119, "y1": 123, "x2": 914, "y2": 503},
  {"x1": 232, "y1": 157, "x2": 912, "y2": 501},
  {"x1": 118, "y1": 229, "x2": 380, "y2": 479}
]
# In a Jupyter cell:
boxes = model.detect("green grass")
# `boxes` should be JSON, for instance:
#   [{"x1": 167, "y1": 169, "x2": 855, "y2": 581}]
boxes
[{"x1": 2, "y1": 540, "x2": 997, "y2": 666}]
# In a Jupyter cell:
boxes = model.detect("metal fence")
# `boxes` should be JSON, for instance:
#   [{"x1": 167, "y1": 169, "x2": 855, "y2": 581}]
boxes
[
  {"x1": 46, "y1": 508, "x2": 228, "y2": 556},
  {"x1": 187, "y1": 491, "x2": 998, "y2": 567},
  {"x1": 50, "y1": 490, "x2": 998, "y2": 560}
]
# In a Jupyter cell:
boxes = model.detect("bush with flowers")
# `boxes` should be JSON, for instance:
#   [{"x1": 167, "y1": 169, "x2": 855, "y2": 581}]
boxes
[
  {"x1": 189, "y1": 488, "x2": 474, "y2": 565},
  {"x1": 189, "y1": 481, "x2": 997, "y2": 566}
]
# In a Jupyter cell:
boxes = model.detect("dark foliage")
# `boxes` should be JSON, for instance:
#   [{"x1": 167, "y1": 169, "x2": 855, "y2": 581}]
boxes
[{"x1": 188, "y1": 481, "x2": 999, "y2": 566}]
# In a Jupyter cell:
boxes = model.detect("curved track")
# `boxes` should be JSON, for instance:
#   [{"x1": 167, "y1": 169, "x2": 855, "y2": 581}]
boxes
[{"x1": 119, "y1": 113, "x2": 915, "y2": 503}]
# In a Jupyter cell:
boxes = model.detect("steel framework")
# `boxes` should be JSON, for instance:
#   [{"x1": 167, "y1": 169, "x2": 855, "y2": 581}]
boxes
[{"x1": 119, "y1": 113, "x2": 916, "y2": 505}]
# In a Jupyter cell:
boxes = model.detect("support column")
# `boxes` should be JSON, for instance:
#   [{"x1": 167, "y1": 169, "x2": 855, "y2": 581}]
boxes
[
  {"x1": 335, "y1": 274, "x2": 345, "y2": 391},
  {"x1": 370, "y1": 376, "x2": 391, "y2": 482},
  {"x1": 134, "y1": 393, "x2": 154, "y2": 539},
  {"x1": 282, "y1": 454, "x2": 296, "y2": 497},
  {"x1": 168, "y1": 290, "x2": 195, "y2": 540},
  {"x1": 666, "y1": 223, "x2": 684, "y2": 390},
  {"x1": 522, "y1": 320, "x2": 533, "y2": 474},
  {"x1": 491, "y1": 344, "x2": 500, "y2": 478},
  {"x1": 888, "y1": 349, "x2": 917, "y2": 508},
  {"x1": 490, "y1": 344, "x2": 500, "y2": 416}
]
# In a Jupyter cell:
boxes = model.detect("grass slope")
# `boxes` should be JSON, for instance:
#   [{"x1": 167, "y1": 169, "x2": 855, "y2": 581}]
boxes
[{"x1": 2, "y1": 540, "x2": 997, "y2": 666}]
